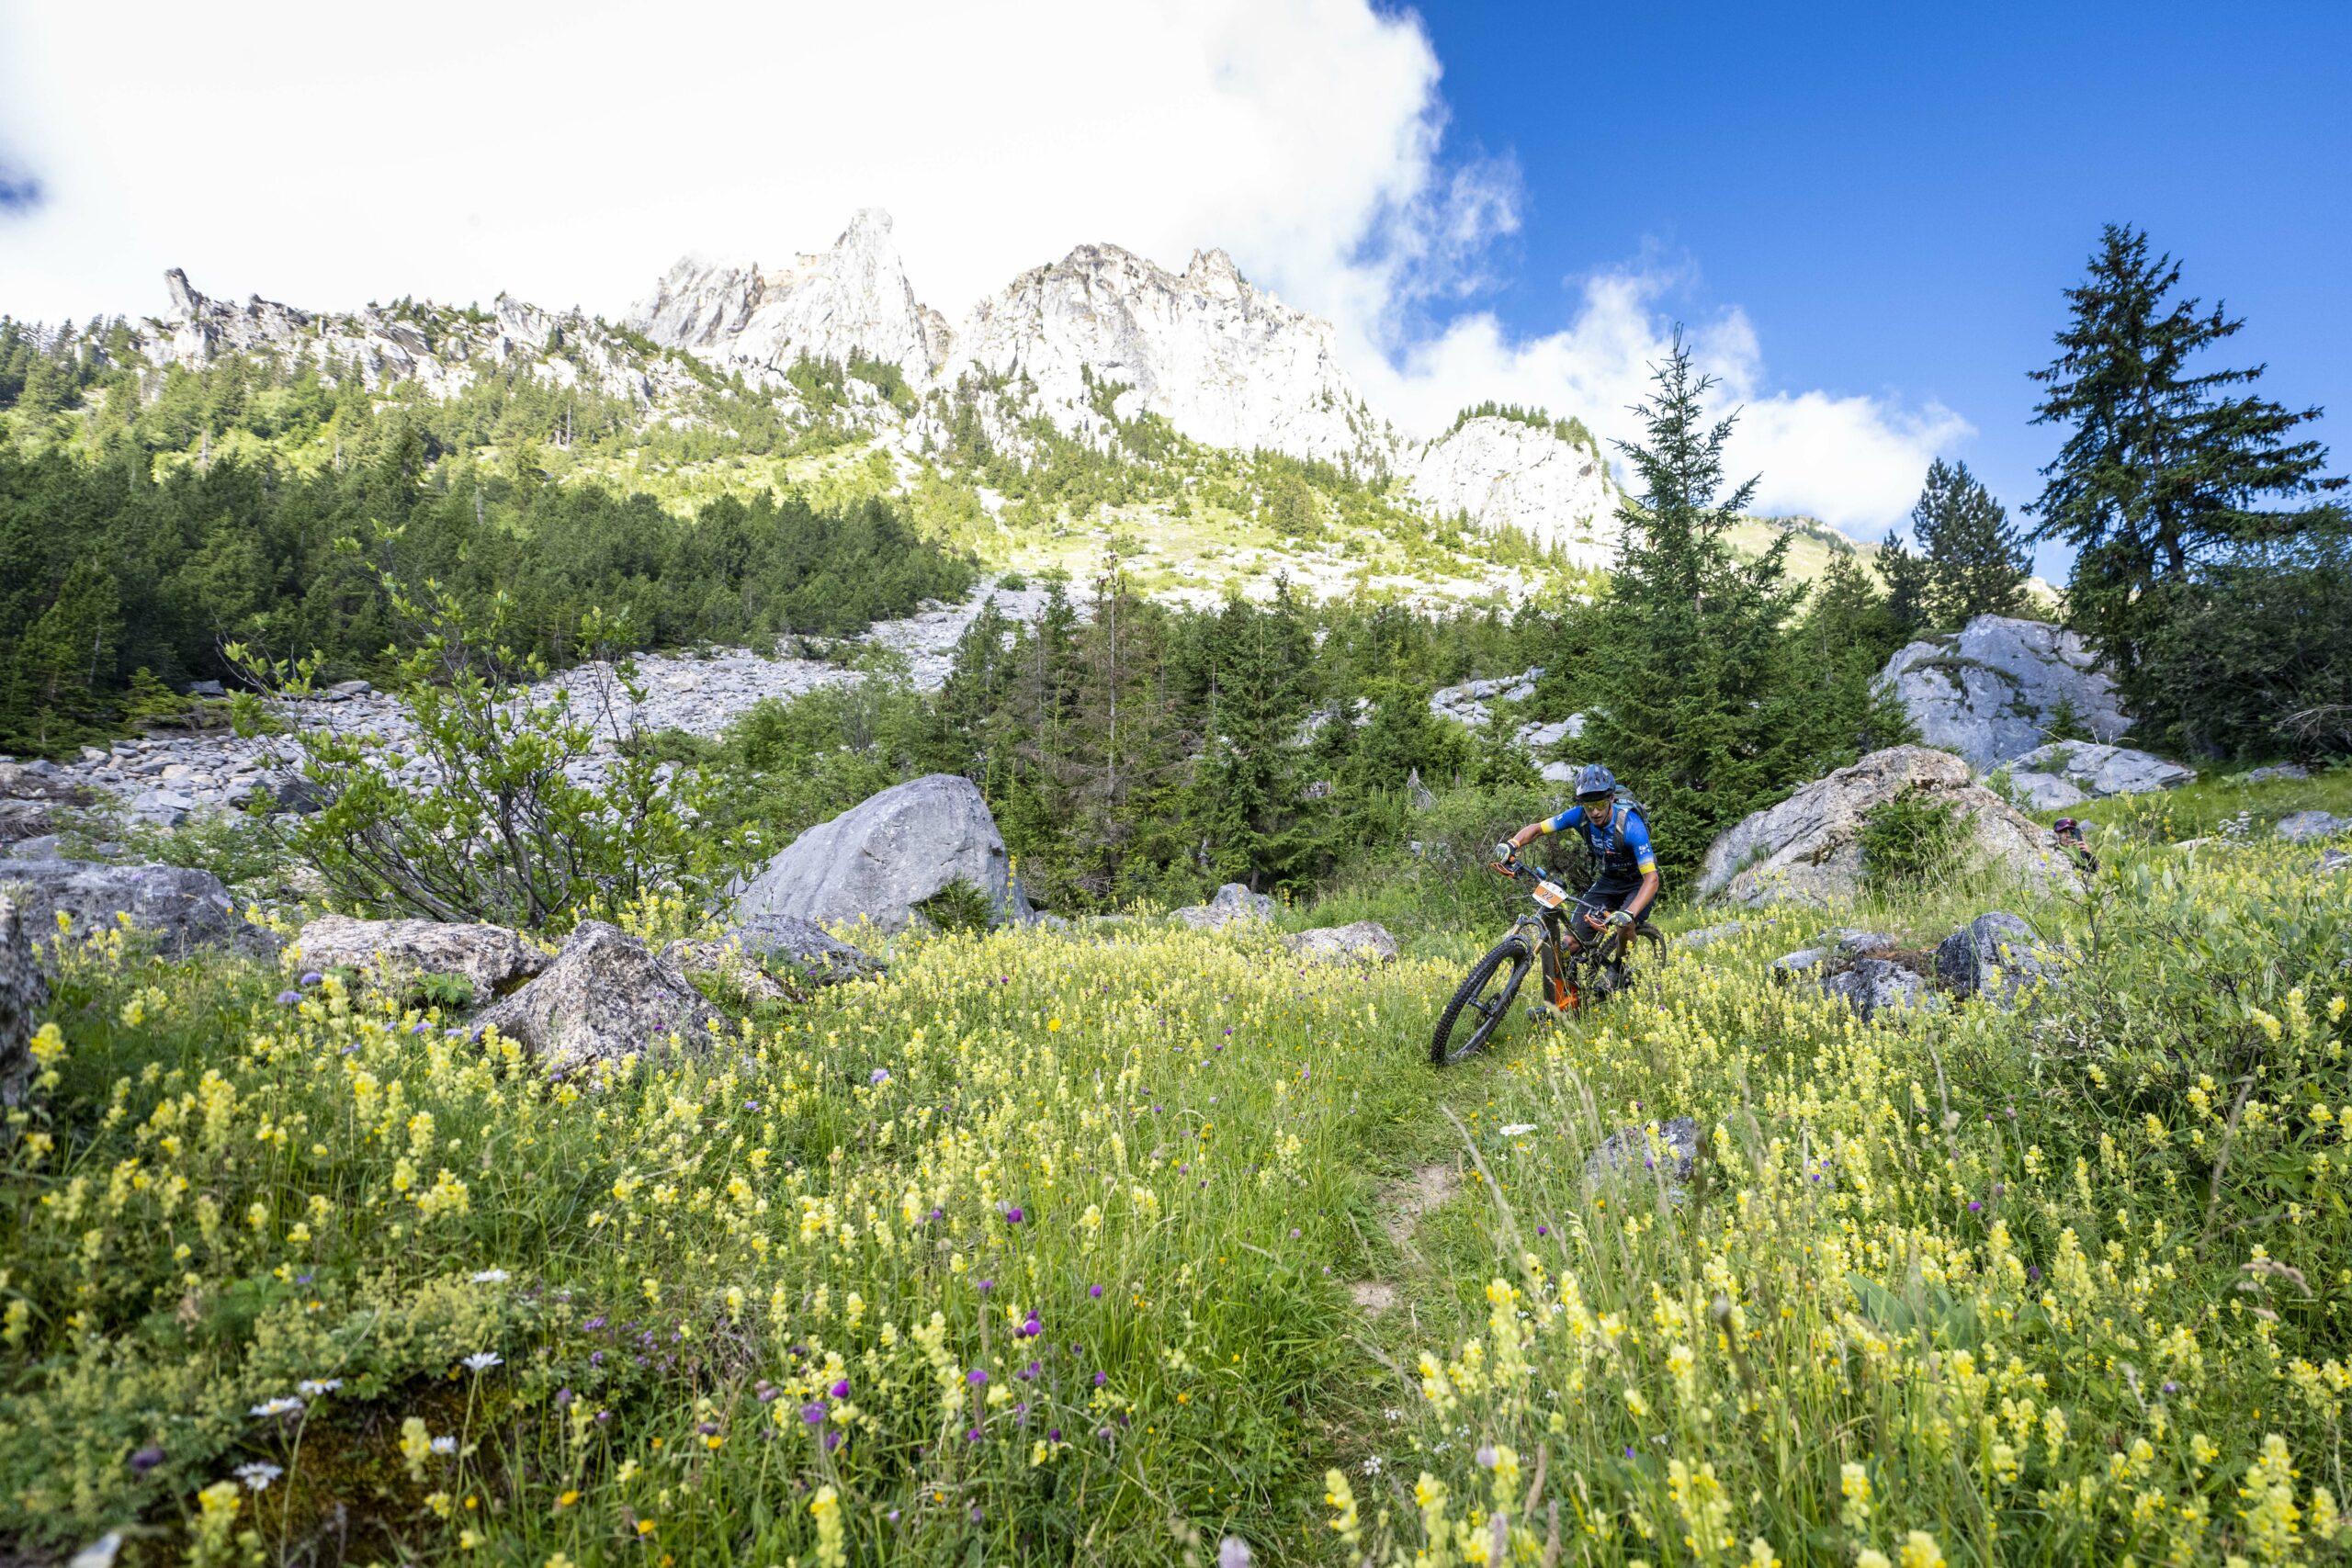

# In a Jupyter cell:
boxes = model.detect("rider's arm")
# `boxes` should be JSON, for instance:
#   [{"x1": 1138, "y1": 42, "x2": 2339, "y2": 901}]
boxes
[
  {"x1": 1508, "y1": 807, "x2": 1580, "y2": 853},
  {"x1": 1621, "y1": 812, "x2": 1661, "y2": 921}
]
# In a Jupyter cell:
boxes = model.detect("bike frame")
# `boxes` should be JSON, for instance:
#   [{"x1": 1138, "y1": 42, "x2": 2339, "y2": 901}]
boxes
[{"x1": 1495, "y1": 862, "x2": 1618, "y2": 1015}]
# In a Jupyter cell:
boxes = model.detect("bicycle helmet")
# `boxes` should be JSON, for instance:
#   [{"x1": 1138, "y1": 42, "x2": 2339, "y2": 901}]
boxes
[{"x1": 1573, "y1": 762, "x2": 1617, "y2": 803}]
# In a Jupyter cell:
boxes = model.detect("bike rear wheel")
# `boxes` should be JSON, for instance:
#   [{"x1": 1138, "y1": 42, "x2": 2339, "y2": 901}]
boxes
[
  {"x1": 1430, "y1": 934, "x2": 1533, "y2": 1066},
  {"x1": 1586, "y1": 923, "x2": 1666, "y2": 1000}
]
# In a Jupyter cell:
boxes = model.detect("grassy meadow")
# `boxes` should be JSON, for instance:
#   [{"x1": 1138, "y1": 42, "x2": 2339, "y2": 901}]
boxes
[{"x1": 5, "y1": 811, "x2": 2352, "y2": 1565}]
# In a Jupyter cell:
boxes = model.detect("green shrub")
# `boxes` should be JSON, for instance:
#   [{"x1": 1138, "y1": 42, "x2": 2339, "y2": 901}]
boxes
[
  {"x1": 230, "y1": 584, "x2": 753, "y2": 934},
  {"x1": 1859, "y1": 784, "x2": 1968, "y2": 893},
  {"x1": 918, "y1": 875, "x2": 996, "y2": 934}
]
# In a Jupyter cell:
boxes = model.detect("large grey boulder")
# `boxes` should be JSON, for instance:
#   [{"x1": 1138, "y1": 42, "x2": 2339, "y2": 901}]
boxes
[
  {"x1": 732, "y1": 774, "x2": 1030, "y2": 936},
  {"x1": 474, "y1": 921, "x2": 721, "y2": 1074},
  {"x1": 1876, "y1": 616, "x2": 2130, "y2": 772},
  {"x1": 1935, "y1": 913, "x2": 2060, "y2": 1005},
  {"x1": 1698, "y1": 746, "x2": 2080, "y2": 906},
  {"x1": 2276, "y1": 811, "x2": 2348, "y2": 844},
  {"x1": 1, "y1": 895, "x2": 47, "y2": 1115},
  {"x1": 1280, "y1": 921, "x2": 1399, "y2": 963},
  {"x1": 0, "y1": 858, "x2": 239, "y2": 957},
  {"x1": 2004, "y1": 741, "x2": 2194, "y2": 804},
  {"x1": 293, "y1": 914, "x2": 549, "y2": 1001},
  {"x1": 1822, "y1": 958, "x2": 1931, "y2": 1022},
  {"x1": 1171, "y1": 883, "x2": 1276, "y2": 930}
]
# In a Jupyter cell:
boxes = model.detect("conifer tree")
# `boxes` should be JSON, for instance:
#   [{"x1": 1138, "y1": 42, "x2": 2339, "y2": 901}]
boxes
[
  {"x1": 1876, "y1": 530, "x2": 1933, "y2": 645},
  {"x1": 2029, "y1": 225, "x2": 2346, "y2": 685},
  {"x1": 1579, "y1": 331, "x2": 1807, "y2": 874},
  {"x1": 1909, "y1": 457, "x2": 2030, "y2": 626}
]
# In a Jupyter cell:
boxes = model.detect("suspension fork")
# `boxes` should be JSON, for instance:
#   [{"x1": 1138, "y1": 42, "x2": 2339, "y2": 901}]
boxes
[{"x1": 1537, "y1": 910, "x2": 1575, "y2": 1011}]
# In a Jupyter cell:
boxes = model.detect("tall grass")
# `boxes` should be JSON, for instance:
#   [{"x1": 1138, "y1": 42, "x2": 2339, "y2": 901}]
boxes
[{"x1": 4, "y1": 820, "x2": 2348, "y2": 1564}]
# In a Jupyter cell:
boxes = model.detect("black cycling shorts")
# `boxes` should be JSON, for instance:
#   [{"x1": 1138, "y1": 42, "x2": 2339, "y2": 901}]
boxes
[{"x1": 1571, "y1": 872, "x2": 1645, "y2": 932}]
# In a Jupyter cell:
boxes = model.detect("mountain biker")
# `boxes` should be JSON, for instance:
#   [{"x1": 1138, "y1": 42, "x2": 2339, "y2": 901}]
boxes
[{"x1": 1495, "y1": 764, "x2": 1660, "y2": 950}]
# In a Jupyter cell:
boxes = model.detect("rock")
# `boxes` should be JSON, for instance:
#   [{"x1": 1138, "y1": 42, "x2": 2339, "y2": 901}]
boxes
[
  {"x1": 1515, "y1": 718, "x2": 1577, "y2": 752},
  {"x1": 2276, "y1": 811, "x2": 2347, "y2": 844},
  {"x1": 2243, "y1": 763, "x2": 2311, "y2": 784},
  {"x1": 2318, "y1": 850, "x2": 2349, "y2": 874},
  {"x1": 1772, "y1": 948, "x2": 1830, "y2": 975},
  {"x1": 474, "y1": 922, "x2": 722, "y2": 1074},
  {"x1": 944, "y1": 241, "x2": 1383, "y2": 469},
  {"x1": 126, "y1": 788, "x2": 194, "y2": 827},
  {"x1": 1407, "y1": 768, "x2": 1435, "y2": 811},
  {"x1": 1, "y1": 895, "x2": 48, "y2": 1115},
  {"x1": 293, "y1": 914, "x2": 550, "y2": 1001},
  {"x1": 1280, "y1": 921, "x2": 1399, "y2": 963},
  {"x1": 1171, "y1": 883, "x2": 1277, "y2": 931},
  {"x1": 0, "y1": 859, "x2": 238, "y2": 957},
  {"x1": 1935, "y1": 913, "x2": 2060, "y2": 1006},
  {"x1": 185, "y1": 679, "x2": 227, "y2": 699},
  {"x1": 1831, "y1": 929, "x2": 1897, "y2": 957},
  {"x1": 1697, "y1": 745, "x2": 2081, "y2": 906},
  {"x1": 1538, "y1": 760, "x2": 1579, "y2": 785},
  {"x1": 267, "y1": 772, "x2": 330, "y2": 814},
  {"x1": 0, "y1": 797, "x2": 61, "y2": 845},
  {"x1": 673, "y1": 914, "x2": 880, "y2": 987},
  {"x1": 732, "y1": 774, "x2": 1030, "y2": 936},
  {"x1": 1407, "y1": 415, "x2": 1618, "y2": 570},
  {"x1": 2005, "y1": 741, "x2": 2195, "y2": 799},
  {"x1": 631, "y1": 209, "x2": 954, "y2": 388},
  {"x1": 1876, "y1": 615, "x2": 2131, "y2": 771},
  {"x1": 6, "y1": 835, "x2": 61, "y2": 862},
  {"x1": 2002, "y1": 771, "x2": 2090, "y2": 811},
  {"x1": 1679, "y1": 920, "x2": 1745, "y2": 950},
  {"x1": 1821, "y1": 958, "x2": 1930, "y2": 1022},
  {"x1": 1583, "y1": 1117, "x2": 1700, "y2": 1188}
]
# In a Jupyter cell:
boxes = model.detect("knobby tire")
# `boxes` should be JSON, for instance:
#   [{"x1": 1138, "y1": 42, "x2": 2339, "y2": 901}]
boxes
[{"x1": 1430, "y1": 935, "x2": 1532, "y2": 1066}]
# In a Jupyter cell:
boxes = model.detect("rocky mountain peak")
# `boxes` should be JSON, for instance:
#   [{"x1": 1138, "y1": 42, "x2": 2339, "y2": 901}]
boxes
[
  {"x1": 950, "y1": 240, "x2": 1387, "y2": 468},
  {"x1": 627, "y1": 208, "x2": 951, "y2": 383}
]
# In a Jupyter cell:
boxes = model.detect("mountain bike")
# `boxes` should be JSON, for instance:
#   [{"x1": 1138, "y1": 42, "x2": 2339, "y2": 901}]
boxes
[{"x1": 1429, "y1": 857, "x2": 1665, "y2": 1066}]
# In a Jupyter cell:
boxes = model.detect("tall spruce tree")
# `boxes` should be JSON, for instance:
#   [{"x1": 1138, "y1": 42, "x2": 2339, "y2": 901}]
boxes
[
  {"x1": 1909, "y1": 457, "x2": 2030, "y2": 626},
  {"x1": 1876, "y1": 530, "x2": 1934, "y2": 644},
  {"x1": 1579, "y1": 332, "x2": 1808, "y2": 874},
  {"x1": 2029, "y1": 225, "x2": 2346, "y2": 689}
]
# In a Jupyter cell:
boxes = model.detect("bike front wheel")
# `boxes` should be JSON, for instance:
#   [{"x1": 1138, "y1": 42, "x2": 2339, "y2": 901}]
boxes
[{"x1": 1430, "y1": 934, "x2": 1533, "y2": 1066}]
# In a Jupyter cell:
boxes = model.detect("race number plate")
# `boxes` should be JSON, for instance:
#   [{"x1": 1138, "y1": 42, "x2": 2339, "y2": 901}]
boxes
[{"x1": 1531, "y1": 880, "x2": 1568, "y2": 908}]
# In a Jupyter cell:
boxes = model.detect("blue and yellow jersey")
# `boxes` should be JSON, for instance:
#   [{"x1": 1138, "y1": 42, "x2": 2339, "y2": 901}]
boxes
[{"x1": 1541, "y1": 802, "x2": 1657, "y2": 877}]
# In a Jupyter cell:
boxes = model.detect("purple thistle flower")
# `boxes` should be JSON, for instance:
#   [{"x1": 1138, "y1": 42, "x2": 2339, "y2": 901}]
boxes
[
  {"x1": 1048, "y1": 1427, "x2": 1062, "y2": 1442},
  {"x1": 800, "y1": 1403, "x2": 826, "y2": 1426},
  {"x1": 831, "y1": 1379, "x2": 850, "y2": 1399},
  {"x1": 1090, "y1": 1284, "x2": 1103, "y2": 1299},
  {"x1": 976, "y1": 1279, "x2": 993, "y2": 1293},
  {"x1": 870, "y1": 1067, "x2": 889, "y2": 1085},
  {"x1": 1536, "y1": 1225, "x2": 1549, "y2": 1236},
  {"x1": 822, "y1": 1428, "x2": 842, "y2": 1451},
  {"x1": 757, "y1": 1386, "x2": 780, "y2": 1403},
  {"x1": 967, "y1": 1427, "x2": 983, "y2": 1442},
  {"x1": 300, "y1": 972, "x2": 323, "y2": 987},
  {"x1": 967, "y1": 1369, "x2": 988, "y2": 1387},
  {"x1": 129, "y1": 1445, "x2": 164, "y2": 1473},
  {"x1": 276, "y1": 990, "x2": 302, "y2": 1006},
  {"x1": 1005, "y1": 1206, "x2": 1024, "y2": 1224},
  {"x1": 1092, "y1": 1371, "x2": 1107, "y2": 1387},
  {"x1": 1968, "y1": 1201, "x2": 1984, "y2": 1212}
]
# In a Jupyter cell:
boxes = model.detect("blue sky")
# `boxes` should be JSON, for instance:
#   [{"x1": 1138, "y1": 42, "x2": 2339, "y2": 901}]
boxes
[{"x1": 1406, "y1": 0, "x2": 2352, "y2": 572}]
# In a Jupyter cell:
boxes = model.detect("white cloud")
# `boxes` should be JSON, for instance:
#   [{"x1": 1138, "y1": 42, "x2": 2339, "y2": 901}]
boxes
[{"x1": 0, "y1": 0, "x2": 1962, "y2": 536}]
